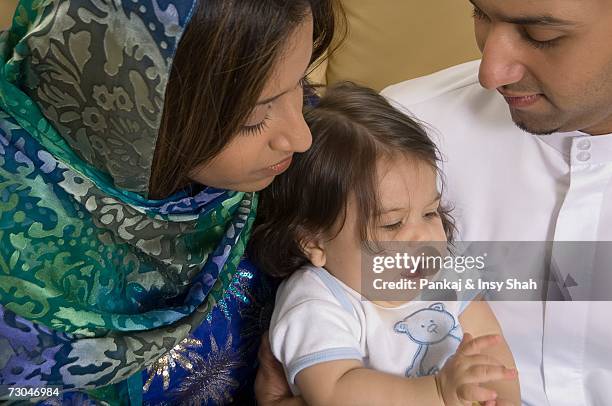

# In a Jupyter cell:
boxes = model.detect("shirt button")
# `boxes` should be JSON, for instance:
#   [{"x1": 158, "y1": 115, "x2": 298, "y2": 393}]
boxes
[
  {"x1": 577, "y1": 151, "x2": 591, "y2": 162},
  {"x1": 577, "y1": 139, "x2": 592, "y2": 150}
]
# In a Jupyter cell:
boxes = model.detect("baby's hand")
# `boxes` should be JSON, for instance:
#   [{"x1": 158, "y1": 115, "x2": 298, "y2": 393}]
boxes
[{"x1": 436, "y1": 333, "x2": 517, "y2": 406}]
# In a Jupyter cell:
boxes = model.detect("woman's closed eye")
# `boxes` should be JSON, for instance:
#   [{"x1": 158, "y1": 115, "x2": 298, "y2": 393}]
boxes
[
  {"x1": 240, "y1": 103, "x2": 272, "y2": 136},
  {"x1": 240, "y1": 116, "x2": 270, "y2": 136},
  {"x1": 240, "y1": 75, "x2": 308, "y2": 137}
]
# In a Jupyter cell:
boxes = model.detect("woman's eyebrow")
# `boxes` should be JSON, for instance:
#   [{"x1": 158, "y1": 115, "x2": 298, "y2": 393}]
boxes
[
  {"x1": 255, "y1": 91, "x2": 288, "y2": 106},
  {"x1": 255, "y1": 66, "x2": 309, "y2": 106}
]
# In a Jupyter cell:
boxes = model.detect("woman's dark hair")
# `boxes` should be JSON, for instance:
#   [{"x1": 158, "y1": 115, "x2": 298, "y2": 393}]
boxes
[
  {"x1": 250, "y1": 82, "x2": 456, "y2": 278},
  {"x1": 149, "y1": 0, "x2": 343, "y2": 199}
]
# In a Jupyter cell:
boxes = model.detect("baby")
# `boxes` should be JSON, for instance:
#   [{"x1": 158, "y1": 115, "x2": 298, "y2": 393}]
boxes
[{"x1": 251, "y1": 83, "x2": 520, "y2": 406}]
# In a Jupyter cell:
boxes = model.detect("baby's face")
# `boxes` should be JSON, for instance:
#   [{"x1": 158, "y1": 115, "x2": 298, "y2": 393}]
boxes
[
  {"x1": 321, "y1": 155, "x2": 447, "y2": 293},
  {"x1": 372, "y1": 155, "x2": 446, "y2": 243}
]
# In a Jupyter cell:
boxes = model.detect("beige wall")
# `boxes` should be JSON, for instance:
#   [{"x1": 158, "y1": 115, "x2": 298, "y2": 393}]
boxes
[
  {"x1": 1, "y1": 0, "x2": 18, "y2": 30},
  {"x1": 1, "y1": 0, "x2": 479, "y2": 92},
  {"x1": 327, "y1": 0, "x2": 481, "y2": 91}
]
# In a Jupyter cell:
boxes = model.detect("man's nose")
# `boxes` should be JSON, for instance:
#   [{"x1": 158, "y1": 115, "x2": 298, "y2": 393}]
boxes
[{"x1": 478, "y1": 26, "x2": 527, "y2": 90}]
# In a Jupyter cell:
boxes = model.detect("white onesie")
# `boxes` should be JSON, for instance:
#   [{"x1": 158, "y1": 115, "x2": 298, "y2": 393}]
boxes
[{"x1": 269, "y1": 265, "x2": 475, "y2": 395}]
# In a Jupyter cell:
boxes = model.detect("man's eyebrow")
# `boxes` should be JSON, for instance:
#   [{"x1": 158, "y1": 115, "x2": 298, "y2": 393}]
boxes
[
  {"x1": 468, "y1": 0, "x2": 576, "y2": 27},
  {"x1": 255, "y1": 66, "x2": 310, "y2": 106},
  {"x1": 504, "y1": 15, "x2": 576, "y2": 27}
]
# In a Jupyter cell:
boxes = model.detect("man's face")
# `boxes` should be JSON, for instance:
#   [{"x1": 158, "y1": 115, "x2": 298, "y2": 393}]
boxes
[{"x1": 472, "y1": 0, "x2": 612, "y2": 135}]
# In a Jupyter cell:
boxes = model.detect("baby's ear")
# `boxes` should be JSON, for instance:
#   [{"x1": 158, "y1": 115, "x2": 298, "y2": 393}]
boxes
[{"x1": 301, "y1": 237, "x2": 327, "y2": 268}]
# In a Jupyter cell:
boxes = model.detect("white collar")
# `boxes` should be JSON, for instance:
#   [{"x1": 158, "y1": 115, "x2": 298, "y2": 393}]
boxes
[{"x1": 537, "y1": 131, "x2": 612, "y2": 164}]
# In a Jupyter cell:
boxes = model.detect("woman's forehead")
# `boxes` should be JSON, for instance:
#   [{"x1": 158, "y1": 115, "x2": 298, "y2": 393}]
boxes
[{"x1": 257, "y1": 14, "x2": 314, "y2": 104}]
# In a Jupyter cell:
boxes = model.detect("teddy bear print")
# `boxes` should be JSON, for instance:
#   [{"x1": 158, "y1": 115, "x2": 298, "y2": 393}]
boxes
[{"x1": 394, "y1": 302, "x2": 462, "y2": 377}]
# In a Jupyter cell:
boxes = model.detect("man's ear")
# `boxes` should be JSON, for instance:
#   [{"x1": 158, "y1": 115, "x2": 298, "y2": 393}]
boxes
[{"x1": 301, "y1": 238, "x2": 327, "y2": 268}]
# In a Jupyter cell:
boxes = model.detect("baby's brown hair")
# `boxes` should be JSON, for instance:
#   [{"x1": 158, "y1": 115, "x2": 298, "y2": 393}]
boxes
[{"x1": 249, "y1": 82, "x2": 455, "y2": 278}]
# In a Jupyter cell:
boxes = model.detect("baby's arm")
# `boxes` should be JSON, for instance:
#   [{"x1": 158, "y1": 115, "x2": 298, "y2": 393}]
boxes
[
  {"x1": 295, "y1": 333, "x2": 516, "y2": 406},
  {"x1": 459, "y1": 300, "x2": 521, "y2": 405},
  {"x1": 271, "y1": 271, "x2": 515, "y2": 406},
  {"x1": 272, "y1": 281, "x2": 442, "y2": 405},
  {"x1": 295, "y1": 359, "x2": 441, "y2": 406}
]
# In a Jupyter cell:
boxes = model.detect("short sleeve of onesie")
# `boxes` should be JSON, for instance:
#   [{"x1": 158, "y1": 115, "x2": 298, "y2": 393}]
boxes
[{"x1": 269, "y1": 268, "x2": 364, "y2": 387}]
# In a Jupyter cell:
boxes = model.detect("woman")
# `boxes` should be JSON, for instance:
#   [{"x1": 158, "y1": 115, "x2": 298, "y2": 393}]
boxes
[{"x1": 0, "y1": 0, "x2": 340, "y2": 404}]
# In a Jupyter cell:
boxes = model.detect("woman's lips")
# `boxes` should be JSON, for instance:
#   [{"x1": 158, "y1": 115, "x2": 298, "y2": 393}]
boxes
[
  {"x1": 264, "y1": 156, "x2": 293, "y2": 176},
  {"x1": 499, "y1": 91, "x2": 542, "y2": 108}
]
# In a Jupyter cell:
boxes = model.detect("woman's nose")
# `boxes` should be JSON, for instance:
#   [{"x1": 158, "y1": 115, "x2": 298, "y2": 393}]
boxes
[{"x1": 269, "y1": 96, "x2": 312, "y2": 153}]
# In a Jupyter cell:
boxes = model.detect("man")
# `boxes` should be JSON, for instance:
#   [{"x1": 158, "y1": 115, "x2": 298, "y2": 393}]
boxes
[
  {"x1": 256, "y1": 1, "x2": 612, "y2": 404},
  {"x1": 381, "y1": 0, "x2": 612, "y2": 405}
]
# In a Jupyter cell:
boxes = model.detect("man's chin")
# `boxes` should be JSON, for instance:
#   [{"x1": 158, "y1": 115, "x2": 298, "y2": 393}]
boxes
[
  {"x1": 514, "y1": 120, "x2": 559, "y2": 136},
  {"x1": 510, "y1": 111, "x2": 561, "y2": 135}
]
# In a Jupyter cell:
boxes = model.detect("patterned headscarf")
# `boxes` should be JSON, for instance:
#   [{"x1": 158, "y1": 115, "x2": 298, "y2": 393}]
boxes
[{"x1": 0, "y1": 0, "x2": 258, "y2": 401}]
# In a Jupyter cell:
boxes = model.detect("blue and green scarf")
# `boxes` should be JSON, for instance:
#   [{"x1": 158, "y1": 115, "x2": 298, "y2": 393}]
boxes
[{"x1": 0, "y1": 0, "x2": 259, "y2": 403}]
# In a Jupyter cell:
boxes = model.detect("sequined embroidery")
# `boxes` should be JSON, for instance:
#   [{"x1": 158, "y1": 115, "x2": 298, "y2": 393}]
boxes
[{"x1": 143, "y1": 337, "x2": 204, "y2": 391}]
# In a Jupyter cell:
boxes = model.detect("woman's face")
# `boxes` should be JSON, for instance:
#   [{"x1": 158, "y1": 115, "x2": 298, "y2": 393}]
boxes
[{"x1": 188, "y1": 14, "x2": 314, "y2": 192}]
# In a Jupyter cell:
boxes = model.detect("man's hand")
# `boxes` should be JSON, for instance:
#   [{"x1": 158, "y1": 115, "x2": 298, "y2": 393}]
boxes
[{"x1": 254, "y1": 332, "x2": 305, "y2": 406}]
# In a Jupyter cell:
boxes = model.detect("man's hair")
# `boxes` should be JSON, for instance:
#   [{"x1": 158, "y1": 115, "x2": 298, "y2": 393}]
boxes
[
  {"x1": 250, "y1": 82, "x2": 455, "y2": 278},
  {"x1": 149, "y1": 0, "x2": 343, "y2": 199}
]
